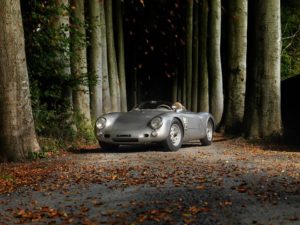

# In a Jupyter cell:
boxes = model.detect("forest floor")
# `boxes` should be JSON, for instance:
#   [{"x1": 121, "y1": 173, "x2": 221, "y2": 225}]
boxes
[{"x1": 0, "y1": 134, "x2": 300, "y2": 225}]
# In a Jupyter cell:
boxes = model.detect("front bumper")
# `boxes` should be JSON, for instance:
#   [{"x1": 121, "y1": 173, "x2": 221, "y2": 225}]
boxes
[{"x1": 95, "y1": 126, "x2": 169, "y2": 145}]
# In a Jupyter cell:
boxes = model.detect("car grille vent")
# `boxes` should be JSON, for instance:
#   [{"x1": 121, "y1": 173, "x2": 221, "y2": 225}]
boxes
[
  {"x1": 112, "y1": 138, "x2": 138, "y2": 142},
  {"x1": 116, "y1": 134, "x2": 131, "y2": 137}
]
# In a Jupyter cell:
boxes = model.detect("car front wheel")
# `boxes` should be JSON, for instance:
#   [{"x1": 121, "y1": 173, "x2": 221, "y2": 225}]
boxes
[
  {"x1": 200, "y1": 119, "x2": 214, "y2": 146},
  {"x1": 163, "y1": 119, "x2": 183, "y2": 151}
]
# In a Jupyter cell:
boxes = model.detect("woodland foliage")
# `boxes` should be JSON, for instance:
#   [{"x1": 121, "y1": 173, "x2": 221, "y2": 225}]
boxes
[
  {"x1": 22, "y1": 1, "x2": 76, "y2": 138},
  {"x1": 20, "y1": 0, "x2": 297, "y2": 140},
  {"x1": 0, "y1": 0, "x2": 296, "y2": 161},
  {"x1": 281, "y1": 0, "x2": 300, "y2": 79}
]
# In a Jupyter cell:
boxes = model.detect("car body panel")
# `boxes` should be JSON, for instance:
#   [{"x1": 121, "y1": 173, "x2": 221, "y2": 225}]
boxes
[{"x1": 95, "y1": 101, "x2": 215, "y2": 147}]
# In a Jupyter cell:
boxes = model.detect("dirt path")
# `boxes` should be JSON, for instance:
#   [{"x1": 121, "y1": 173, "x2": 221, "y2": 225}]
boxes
[{"x1": 0, "y1": 137, "x2": 300, "y2": 225}]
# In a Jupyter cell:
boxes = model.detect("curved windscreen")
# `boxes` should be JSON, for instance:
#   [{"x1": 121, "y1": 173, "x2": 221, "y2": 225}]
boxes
[{"x1": 135, "y1": 101, "x2": 173, "y2": 110}]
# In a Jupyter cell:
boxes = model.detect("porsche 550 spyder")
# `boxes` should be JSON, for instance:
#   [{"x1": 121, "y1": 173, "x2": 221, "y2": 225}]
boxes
[{"x1": 95, "y1": 101, "x2": 215, "y2": 151}]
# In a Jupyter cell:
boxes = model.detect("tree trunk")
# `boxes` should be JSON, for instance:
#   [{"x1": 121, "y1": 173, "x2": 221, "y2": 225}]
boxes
[
  {"x1": 133, "y1": 68, "x2": 138, "y2": 107},
  {"x1": 177, "y1": 68, "x2": 182, "y2": 103},
  {"x1": 192, "y1": 1, "x2": 199, "y2": 112},
  {"x1": 0, "y1": 0, "x2": 40, "y2": 161},
  {"x1": 220, "y1": 0, "x2": 247, "y2": 134},
  {"x1": 88, "y1": 0, "x2": 103, "y2": 120},
  {"x1": 70, "y1": 0, "x2": 91, "y2": 123},
  {"x1": 244, "y1": 0, "x2": 282, "y2": 139},
  {"x1": 186, "y1": 0, "x2": 193, "y2": 110},
  {"x1": 208, "y1": 0, "x2": 223, "y2": 125},
  {"x1": 182, "y1": 70, "x2": 187, "y2": 106},
  {"x1": 172, "y1": 68, "x2": 179, "y2": 103},
  {"x1": 52, "y1": 0, "x2": 73, "y2": 111},
  {"x1": 105, "y1": 0, "x2": 121, "y2": 112},
  {"x1": 100, "y1": 1, "x2": 111, "y2": 113},
  {"x1": 116, "y1": 0, "x2": 127, "y2": 112},
  {"x1": 182, "y1": 46, "x2": 187, "y2": 106},
  {"x1": 198, "y1": 0, "x2": 209, "y2": 112}
]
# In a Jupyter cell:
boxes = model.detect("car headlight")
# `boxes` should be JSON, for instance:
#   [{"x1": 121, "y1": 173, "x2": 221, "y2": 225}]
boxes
[
  {"x1": 96, "y1": 117, "x2": 106, "y2": 130},
  {"x1": 150, "y1": 116, "x2": 163, "y2": 129}
]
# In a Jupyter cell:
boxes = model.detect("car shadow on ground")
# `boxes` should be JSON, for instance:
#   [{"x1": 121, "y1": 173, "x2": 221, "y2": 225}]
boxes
[
  {"x1": 68, "y1": 144, "x2": 164, "y2": 154},
  {"x1": 68, "y1": 133, "x2": 232, "y2": 154}
]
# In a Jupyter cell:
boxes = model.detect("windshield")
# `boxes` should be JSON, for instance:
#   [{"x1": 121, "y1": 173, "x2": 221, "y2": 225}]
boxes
[{"x1": 135, "y1": 101, "x2": 173, "y2": 110}]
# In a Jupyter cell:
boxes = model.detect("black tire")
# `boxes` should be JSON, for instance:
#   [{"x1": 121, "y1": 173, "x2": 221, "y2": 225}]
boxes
[
  {"x1": 200, "y1": 119, "x2": 214, "y2": 146},
  {"x1": 163, "y1": 119, "x2": 183, "y2": 151},
  {"x1": 99, "y1": 141, "x2": 119, "y2": 151}
]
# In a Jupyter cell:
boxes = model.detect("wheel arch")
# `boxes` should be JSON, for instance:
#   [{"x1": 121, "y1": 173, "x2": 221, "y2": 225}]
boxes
[
  {"x1": 173, "y1": 116, "x2": 185, "y2": 137},
  {"x1": 198, "y1": 112, "x2": 216, "y2": 131}
]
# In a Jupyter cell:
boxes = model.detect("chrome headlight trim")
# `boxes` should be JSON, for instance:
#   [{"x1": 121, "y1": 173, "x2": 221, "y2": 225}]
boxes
[
  {"x1": 150, "y1": 116, "x2": 163, "y2": 129},
  {"x1": 96, "y1": 117, "x2": 106, "y2": 130}
]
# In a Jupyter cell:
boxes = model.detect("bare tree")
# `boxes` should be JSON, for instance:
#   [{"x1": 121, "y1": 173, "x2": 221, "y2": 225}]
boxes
[
  {"x1": 51, "y1": 0, "x2": 73, "y2": 113},
  {"x1": 105, "y1": 0, "x2": 121, "y2": 112},
  {"x1": 0, "y1": 0, "x2": 40, "y2": 161},
  {"x1": 220, "y1": 0, "x2": 247, "y2": 134},
  {"x1": 116, "y1": 0, "x2": 127, "y2": 112},
  {"x1": 244, "y1": 0, "x2": 282, "y2": 139},
  {"x1": 186, "y1": 0, "x2": 194, "y2": 110},
  {"x1": 208, "y1": 0, "x2": 223, "y2": 125},
  {"x1": 88, "y1": 0, "x2": 103, "y2": 120},
  {"x1": 198, "y1": 0, "x2": 209, "y2": 112},
  {"x1": 192, "y1": 0, "x2": 199, "y2": 112},
  {"x1": 100, "y1": 0, "x2": 111, "y2": 113},
  {"x1": 70, "y1": 0, "x2": 91, "y2": 123}
]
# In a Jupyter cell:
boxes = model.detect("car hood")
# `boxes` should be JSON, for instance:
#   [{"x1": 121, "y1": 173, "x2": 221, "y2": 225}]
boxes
[{"x1": 109, "y1": 110, "x2": 167, "y2": 130}]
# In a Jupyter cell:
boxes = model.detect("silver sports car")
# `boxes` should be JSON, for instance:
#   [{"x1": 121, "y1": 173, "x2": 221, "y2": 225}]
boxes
[{"x1": 95, "y1": 101, "x2": 215, "y2": 151}]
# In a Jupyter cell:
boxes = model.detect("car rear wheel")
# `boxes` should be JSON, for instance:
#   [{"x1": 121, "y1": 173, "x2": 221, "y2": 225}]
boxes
[
  {"x1": 163, "y1": 119, "x2": 183, "y2": 151},
  {"x1": 99, "y1": 142, "x2": 119, "y2": 151},
  {"x1": 200, "y1": 119, "x2": 214, "y2": 146}
]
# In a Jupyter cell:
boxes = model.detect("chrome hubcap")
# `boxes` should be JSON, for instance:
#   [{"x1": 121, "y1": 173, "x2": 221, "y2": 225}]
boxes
[
  {"x1": 170, "y1": 124, "x2": 182, "y2": 146},
  {"x1": 206, "y1": 121, "x2": 213, "y2": 141}
]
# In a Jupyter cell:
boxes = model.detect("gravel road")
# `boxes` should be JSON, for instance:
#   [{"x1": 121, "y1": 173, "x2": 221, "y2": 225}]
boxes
[{"x1": 0, "y1": 137, "x2": 299, "y2": 225}]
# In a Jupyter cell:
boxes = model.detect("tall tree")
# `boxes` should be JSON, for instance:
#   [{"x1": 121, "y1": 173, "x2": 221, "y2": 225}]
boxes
[
  {"x1": 100, "y1": 0, "x2": 111, "y2": 113},
  {"x1": 244, "y1": 0, "x2": 282, "y2": 139},
  {"x1": 208, "y1": 0, "x2": 223, "y2": 125},
  {"x1": 88, "y1": 0, "x2": 103, "y2": 120},
  {"x1": 192, "y1": 0, "x2": 199, "y2": 112},
  {"x1": 186, "y1": 0, "x2": 193, "y2": 110},
  {"x1": 70, "y1": 0, "x2": 91, "y2": 123},
  {"x1": 0, "y1": 0, "x2": 40, "y2": 161},
  {"x1": 116, "y1": 0, "x2": 127, "y2": 112},
  {"x1": 198, "y1": 0, "x2": 209, "y2": 112},
  {"x1": 220, "y1": 0, "x2": 247, "y2": 134},
  {"x1": 172, "y1": 70, "x2": 179, "y2": 103},
  {"x1": 51, "y1": 0, "x2": 73, "y2": 112},
  {"x1": 105, "y1": 0, "x2": 121, "y2": 112}
]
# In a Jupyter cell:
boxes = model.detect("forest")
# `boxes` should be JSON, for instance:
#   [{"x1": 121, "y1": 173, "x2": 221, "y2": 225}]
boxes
[{"x1": 0, "y1": 0, "x2": 300, "y2": 162}]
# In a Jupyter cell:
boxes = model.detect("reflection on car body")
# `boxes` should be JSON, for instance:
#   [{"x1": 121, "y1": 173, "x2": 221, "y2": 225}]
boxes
[{"x1": 95, "y1": 101, "x2": 215, "y2": 151}]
